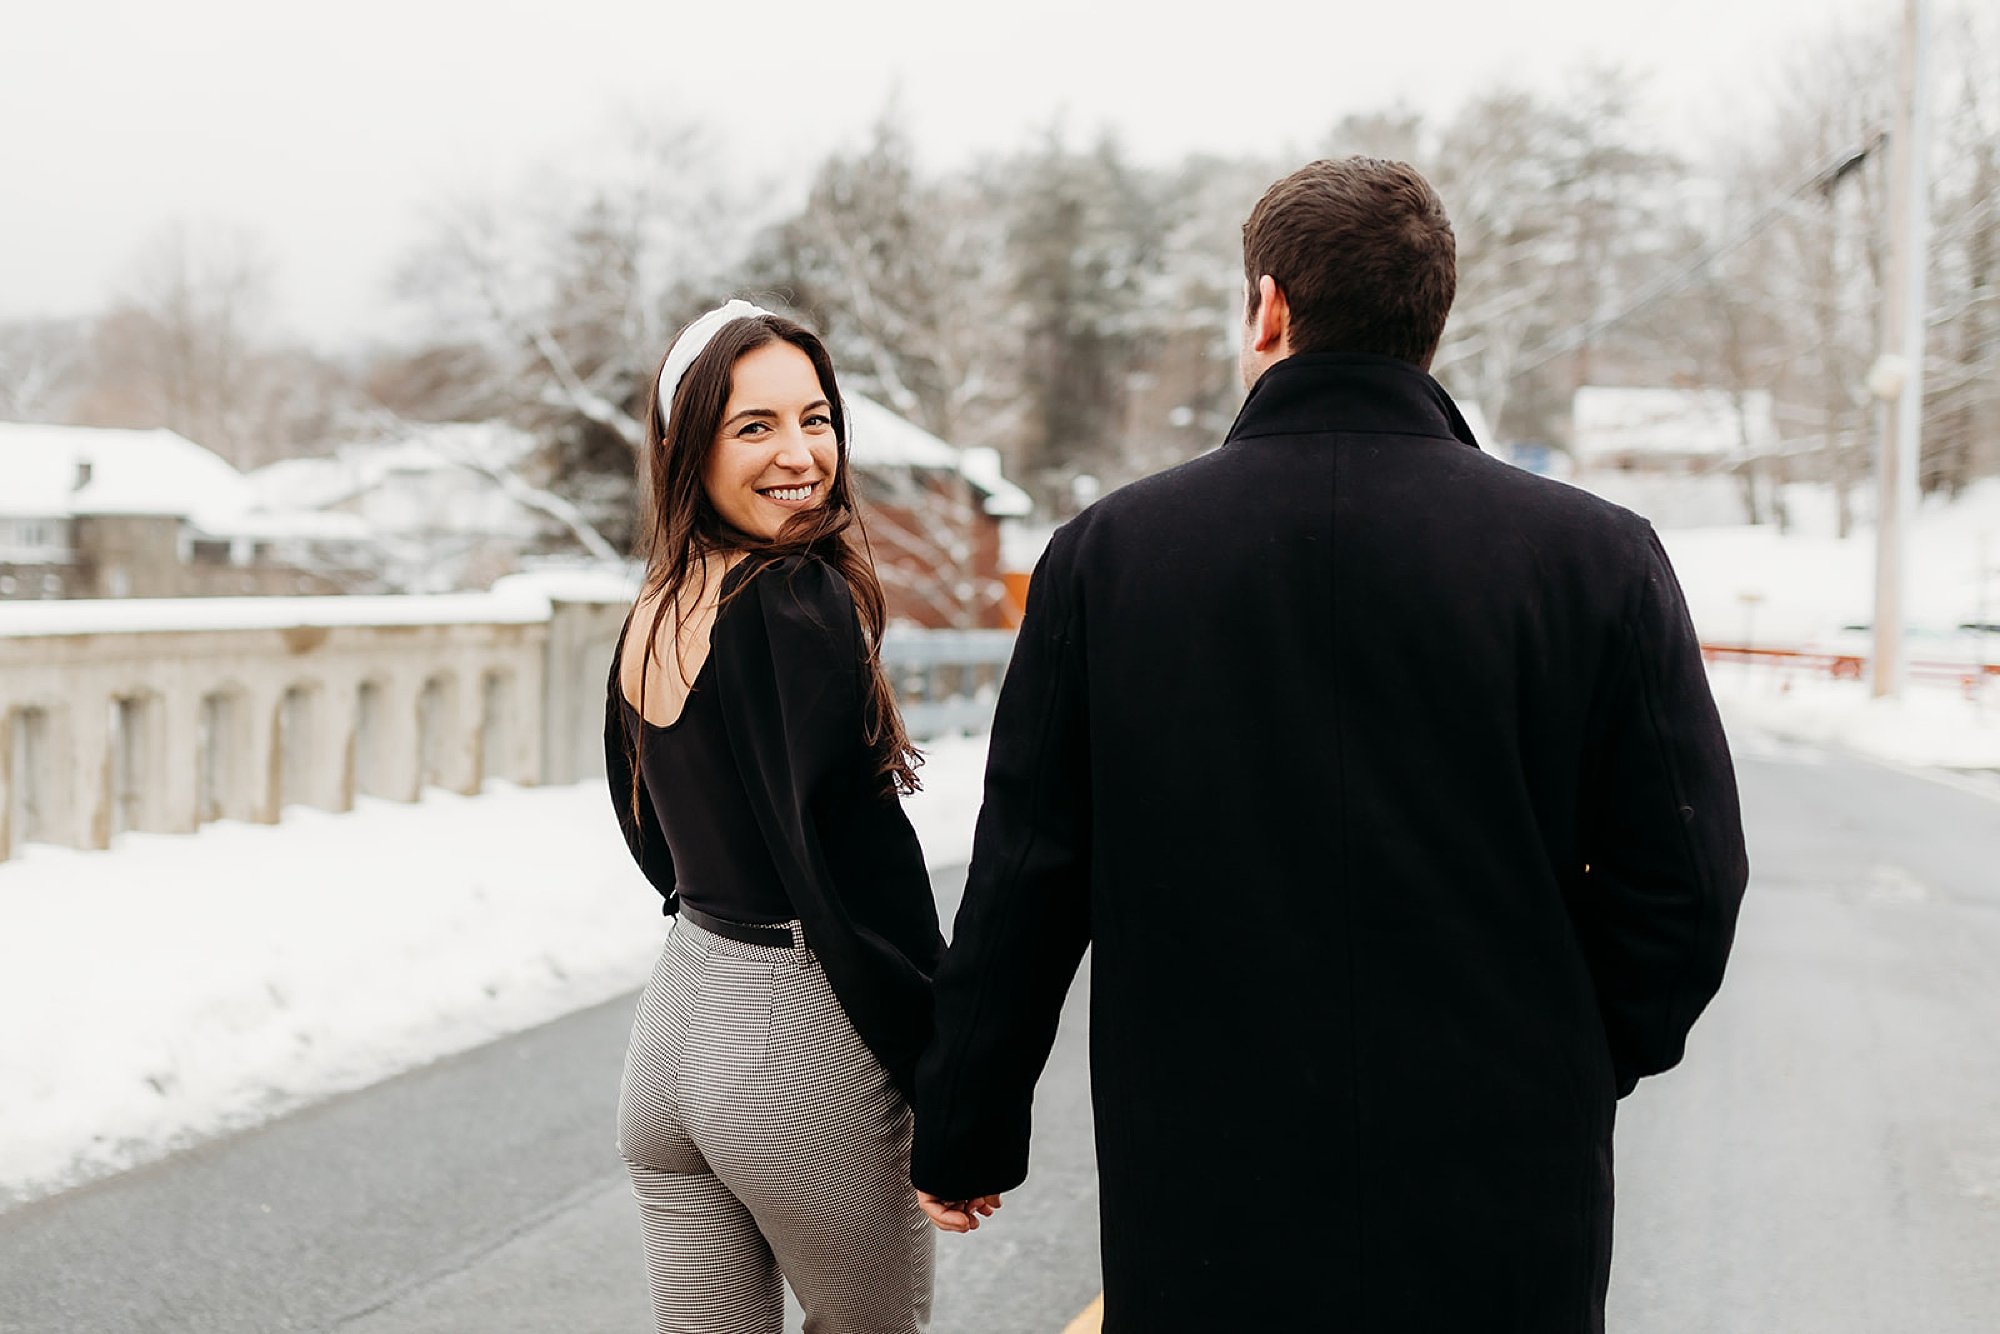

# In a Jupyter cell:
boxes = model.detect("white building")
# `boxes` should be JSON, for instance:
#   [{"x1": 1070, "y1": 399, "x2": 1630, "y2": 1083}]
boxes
[
  {"x1": 1570, "y1": 387, "x2": 1779, "y2": 474},
  {"x1": 0, "y1": 424, "x2": 370, "y2": 600},
  {"x1": 250, "y1": 423, "x2": 564, "y2": 594}
]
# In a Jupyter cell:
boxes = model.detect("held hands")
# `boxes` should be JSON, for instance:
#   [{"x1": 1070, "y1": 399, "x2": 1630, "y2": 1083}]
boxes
[{"x1": 916, "y1": 1190, "x2": 1003, "y2": 1234}]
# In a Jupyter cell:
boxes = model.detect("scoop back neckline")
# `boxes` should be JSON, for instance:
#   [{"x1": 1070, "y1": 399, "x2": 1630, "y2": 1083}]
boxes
[
  {"x1": 618, "y1": 552, "x2": 781, "y2": 729},
  {"x1": 620, "y1": 649, "x2": 715, "y2": 732}
]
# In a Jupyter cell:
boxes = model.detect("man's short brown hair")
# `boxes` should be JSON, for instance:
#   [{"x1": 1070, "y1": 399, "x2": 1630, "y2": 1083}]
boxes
[{"x1": 1242, "y1": 157, "x2": 1457, "y2": 366}]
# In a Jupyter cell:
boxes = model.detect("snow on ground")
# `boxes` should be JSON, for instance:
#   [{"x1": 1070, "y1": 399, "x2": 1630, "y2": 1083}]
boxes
[
  {"x1": 1710, "y1": 670, "x2": 2000, "y2": 776},
  {"x1": 0, "y1": 734, "x2": 990, "y2": 1209},
  {"x1": 1584, "y1": 473, "x2": 2000, "y2": 773},
  {"x1": 1635, "y1": 476, "x2": 2000, "y2": 648}
]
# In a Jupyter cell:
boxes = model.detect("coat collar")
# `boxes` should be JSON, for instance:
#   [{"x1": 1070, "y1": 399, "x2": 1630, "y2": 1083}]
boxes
[{"x1": 1224, "y1": 353, "x2": 1482, "y2": 451}]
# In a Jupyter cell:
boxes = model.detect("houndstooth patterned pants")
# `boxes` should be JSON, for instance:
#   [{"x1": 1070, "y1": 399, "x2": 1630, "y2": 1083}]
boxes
[{"x1": 617, "y1": 914, "x2": 934, "y2": 1334}]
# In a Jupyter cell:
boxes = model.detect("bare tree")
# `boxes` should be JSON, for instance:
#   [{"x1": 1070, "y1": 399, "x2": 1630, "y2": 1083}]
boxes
[
  {"x1": 1925, "y1": 3, "x2": 2000, "y2": 495},
  {"x1": 855, "y1": 465, "x2": 1012, "y2": 629},
  {"x1": 66, "y1": 224, "x2": 348, "y2": 468},
  {"x1": 1125, "y1": 152, "x2": 1281, "y2": 476},
  {"x1": 1670, "y1": 9, "x2": 1998, "y2": 527},
  {"x1": 392, "y1": 119, "x2": 755, "y2": 549},
  {"x1": 1427, "y1": 72, "x2": 1689, "y2": 447},
  {"x1": 0, "y1": 318, "x2": 90, "y2": 422},
  {"x1": 747, "y1": 108, "x2": 1020, "y2": 452}
]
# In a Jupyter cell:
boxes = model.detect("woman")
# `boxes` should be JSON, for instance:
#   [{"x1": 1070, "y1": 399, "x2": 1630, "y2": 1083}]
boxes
[{"x1": 604, "y1": 300, "x2": 969, "y2": 1333}]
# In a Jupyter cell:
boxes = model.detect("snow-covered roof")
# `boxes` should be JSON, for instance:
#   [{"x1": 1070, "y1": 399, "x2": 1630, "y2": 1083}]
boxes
[
  {"x1": 0, "y1": 424, "x2": 255, "y2": 527},
  {"x1": 250, "y1": 423, "x2": 540, "y2": 513},
  {"x1": 1571, "y1": 387, "x2": 1777, "y2": 463},
  {"x1": 0, "y1": 423, "x2": 372, "y2": 543},
  {"x1": 844, "y1": 395, "x2": 1034, "y2": 518},
  {"x1": 999, "y1": 518, "x2": 1057, "y2": 574},
  {"x1": 251, "y1": 455, "x2": 364, "y2": 512},
  {"x1": 958, "y1": 447, "x2": 1033, "y2": 518},
  {"x1": 221, "y1": 510, "x2": 376, "y2": 542}
]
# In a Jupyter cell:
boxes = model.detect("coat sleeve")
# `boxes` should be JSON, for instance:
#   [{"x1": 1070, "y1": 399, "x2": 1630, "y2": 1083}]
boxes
[
  {"x1": 1575, "y1": 526, "x2": 1749, "y2": 1096},
  {"x1": 604, "y1": 614, "x2": 678, "y2": 911},
  {"x1": 911, "y1": 532, "x2": 1093, "y2": 1200}
]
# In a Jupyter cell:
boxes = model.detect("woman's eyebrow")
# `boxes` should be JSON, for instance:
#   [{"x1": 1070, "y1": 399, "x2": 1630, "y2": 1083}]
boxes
[{"x1": 722, "y1": 401, "x2": 830, "y2": 428}]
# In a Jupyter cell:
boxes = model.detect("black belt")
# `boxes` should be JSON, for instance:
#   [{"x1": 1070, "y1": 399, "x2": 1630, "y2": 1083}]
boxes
[{"x1": 679, "y1": 902, "x2": 799, "y2": 949}]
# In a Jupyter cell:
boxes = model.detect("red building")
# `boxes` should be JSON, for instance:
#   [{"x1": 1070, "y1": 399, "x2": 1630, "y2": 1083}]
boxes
[{"x1": 845, "y1": 395, "x2": 1033, "y2": 630}]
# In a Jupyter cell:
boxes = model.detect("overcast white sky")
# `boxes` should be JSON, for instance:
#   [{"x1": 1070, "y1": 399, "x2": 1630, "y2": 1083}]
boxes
[{"x1": 3, "y1": 0, "x2": 1890, "y2": 347}]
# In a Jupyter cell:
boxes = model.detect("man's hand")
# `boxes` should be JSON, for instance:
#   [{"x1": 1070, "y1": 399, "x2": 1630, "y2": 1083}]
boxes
[{"x1": 916, "y1": 1190, "x2": 1003, "y2": 1234}]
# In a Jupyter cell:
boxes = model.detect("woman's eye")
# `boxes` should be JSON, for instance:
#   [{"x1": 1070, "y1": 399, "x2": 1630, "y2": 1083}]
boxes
[
  {"x1": 804, "y1": 413, "x2": 832, "y2": 429},
  {"x1": 737, "y1": 421, "x2": 769, "y2": 437}
]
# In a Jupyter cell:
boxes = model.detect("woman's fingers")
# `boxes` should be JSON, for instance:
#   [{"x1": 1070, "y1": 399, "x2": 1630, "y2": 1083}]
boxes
[
  {"x1": 915, "y1": 1189, "x2": 1007, "y2": 1232},
  {"x1": 916, "y1": 1190, "x2": 976, "y2": 1233}
]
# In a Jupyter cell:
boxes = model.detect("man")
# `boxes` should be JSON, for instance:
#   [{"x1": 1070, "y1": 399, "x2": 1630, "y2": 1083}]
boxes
[{"x1": 910, "y1": 157, "x2": 1748, "y2": 1332}]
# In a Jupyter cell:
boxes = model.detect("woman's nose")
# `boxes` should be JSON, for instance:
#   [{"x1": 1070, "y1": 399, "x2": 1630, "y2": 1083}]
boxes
[{"x1": 771, "y1": 431, "x2": 814, "y2": 470}]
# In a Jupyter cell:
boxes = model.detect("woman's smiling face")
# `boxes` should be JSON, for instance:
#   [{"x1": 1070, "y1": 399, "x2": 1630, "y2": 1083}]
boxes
[{"x1": 701, "y1": 340, "x2": 839, "y2": 540}]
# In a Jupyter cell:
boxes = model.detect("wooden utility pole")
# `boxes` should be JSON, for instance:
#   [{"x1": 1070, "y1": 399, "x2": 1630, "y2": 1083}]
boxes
[{"x1": 1871, "y1": 0, "x2": 1933, "y2": 699}]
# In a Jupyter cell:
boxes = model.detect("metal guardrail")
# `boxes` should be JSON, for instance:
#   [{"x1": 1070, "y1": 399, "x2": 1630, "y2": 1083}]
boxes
[
  {"x1": 889, "y1": 634, "x2": 1998, "y2": 737},
  {"x1": 1701, "y1": 642, "x2": 2000, "y2": 693},
  {"x1": 882, "y1": 631, "x2": 2000, "y2": 735},
  {"x1": 881, "y1": 628, "x2": 1016, "y2": 739}
]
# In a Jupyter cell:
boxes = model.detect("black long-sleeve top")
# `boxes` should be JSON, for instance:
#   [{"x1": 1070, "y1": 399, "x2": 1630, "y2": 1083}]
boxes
[
  {"x1": 605, "y1": 552, "x2": 944, "y2": 1096},
  {"x1": 614, "y1": 636, "x2": 793, "y2": 926}
]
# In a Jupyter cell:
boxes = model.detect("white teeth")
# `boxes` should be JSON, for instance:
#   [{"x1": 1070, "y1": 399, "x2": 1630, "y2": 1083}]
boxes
[{"x1": 761, "y1": 485, "x2": 813, "y2": 502}]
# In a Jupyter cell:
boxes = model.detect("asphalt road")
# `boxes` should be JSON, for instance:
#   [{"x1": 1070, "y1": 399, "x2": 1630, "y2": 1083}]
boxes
[
  {"x1": 1608, "y1": 736, "x2": 2000, "y2": 1332},
  {"x1": 3, "y1": 738, "x2": 1997, "y2": 1332},
  {"x1": 0, "y1": 865, "x2": 1104, "y2": 1334}
]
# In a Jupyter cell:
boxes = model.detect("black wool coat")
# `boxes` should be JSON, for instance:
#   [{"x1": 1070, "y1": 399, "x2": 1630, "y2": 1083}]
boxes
[
  {"x1": 912, "y1": 354, "x2": 1749, "y2": 1333},
  {"x1": 606, "y1": 553, "x2": 944, "y2": 1098}
]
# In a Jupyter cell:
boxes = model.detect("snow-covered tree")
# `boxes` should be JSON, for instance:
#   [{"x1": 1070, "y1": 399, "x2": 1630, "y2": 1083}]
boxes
[
  {"x1": 746, "y1": 108, "x2": 1018, "y2": 453},
  {"x1": 392, "y1": 120, "x2": 754, "y2": 550}
]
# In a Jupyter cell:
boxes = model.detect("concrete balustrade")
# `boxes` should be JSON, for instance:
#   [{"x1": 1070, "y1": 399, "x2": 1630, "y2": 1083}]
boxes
[
  {"x1": 0, "y1": 580, "x2": 1017, "y2": 866},
  {"x1": 0, "y1": 586, "x2": 630, "y2": 864}
]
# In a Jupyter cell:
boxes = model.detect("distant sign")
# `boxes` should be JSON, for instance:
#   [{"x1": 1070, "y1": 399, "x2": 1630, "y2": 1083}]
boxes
[{"x1": 1507, "y1": 442, "x2": 1561, "y2": 476}]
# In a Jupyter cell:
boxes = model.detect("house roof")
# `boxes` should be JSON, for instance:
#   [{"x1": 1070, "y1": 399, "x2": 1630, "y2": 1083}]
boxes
[
  {"x1": 844, "y1": 394, "x2": 1034, "y2": 518},
  {"x1": 1571, "y1": 387, "x2": 1778, "y2": 462},
  {"x1": 0, "y1": 423, "x2": 255, "y2": 527},
  {"x1": 0, "y1": 423, "x2": 378, "y2": 542},
  {"x1": 249, "y1": 422, "x2": 542, "y2": 514}
]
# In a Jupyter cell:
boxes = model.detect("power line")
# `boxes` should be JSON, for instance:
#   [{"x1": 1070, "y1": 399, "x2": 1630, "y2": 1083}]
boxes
[{"x1": 1505, "y1": 134, "x2": 1887, "y2": 382}]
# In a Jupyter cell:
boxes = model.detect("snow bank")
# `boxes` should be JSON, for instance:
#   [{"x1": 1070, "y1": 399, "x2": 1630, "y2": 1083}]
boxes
[
  {"x1": 491, "y1": 564, "x2": 640, "y2": 606},
  {"x1": 1709, "y1": 670, "x2": 2000, "y2": 775},
  {"x1": 0, "y1": 735, "x2": 990, "y2": 1208},
  {"x1": 1592, "y1": 476, "x2": 2000, "y2": 772},
  {"x1": 1656, "y1": 519, "x2": 1991, "y2": 648},
  {"x1": 1577, "y1": 476, "x2": 2000, "y2": 648}
]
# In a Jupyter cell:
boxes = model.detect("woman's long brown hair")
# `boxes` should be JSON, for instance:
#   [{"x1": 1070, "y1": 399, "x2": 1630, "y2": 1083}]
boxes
[{"x1": 625, "y1": 312, "x2": 920, "y2": 834}]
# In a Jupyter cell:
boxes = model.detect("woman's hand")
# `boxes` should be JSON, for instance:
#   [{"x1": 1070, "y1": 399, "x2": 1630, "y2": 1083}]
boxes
[{"x1": 916, "y1": 1190, "x2": 1003, "y2": 1233}]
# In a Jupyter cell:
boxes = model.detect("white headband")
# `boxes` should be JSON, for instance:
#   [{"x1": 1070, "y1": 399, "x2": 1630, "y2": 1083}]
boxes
[{"x1": 656, "y1": 298, "x2": 776, "y2": 431}]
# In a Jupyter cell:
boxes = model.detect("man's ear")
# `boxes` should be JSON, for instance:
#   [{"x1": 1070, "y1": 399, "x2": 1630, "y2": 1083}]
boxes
[{"x1": 1251, "y1": 274, "x2": 1291, "y2": 357}]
